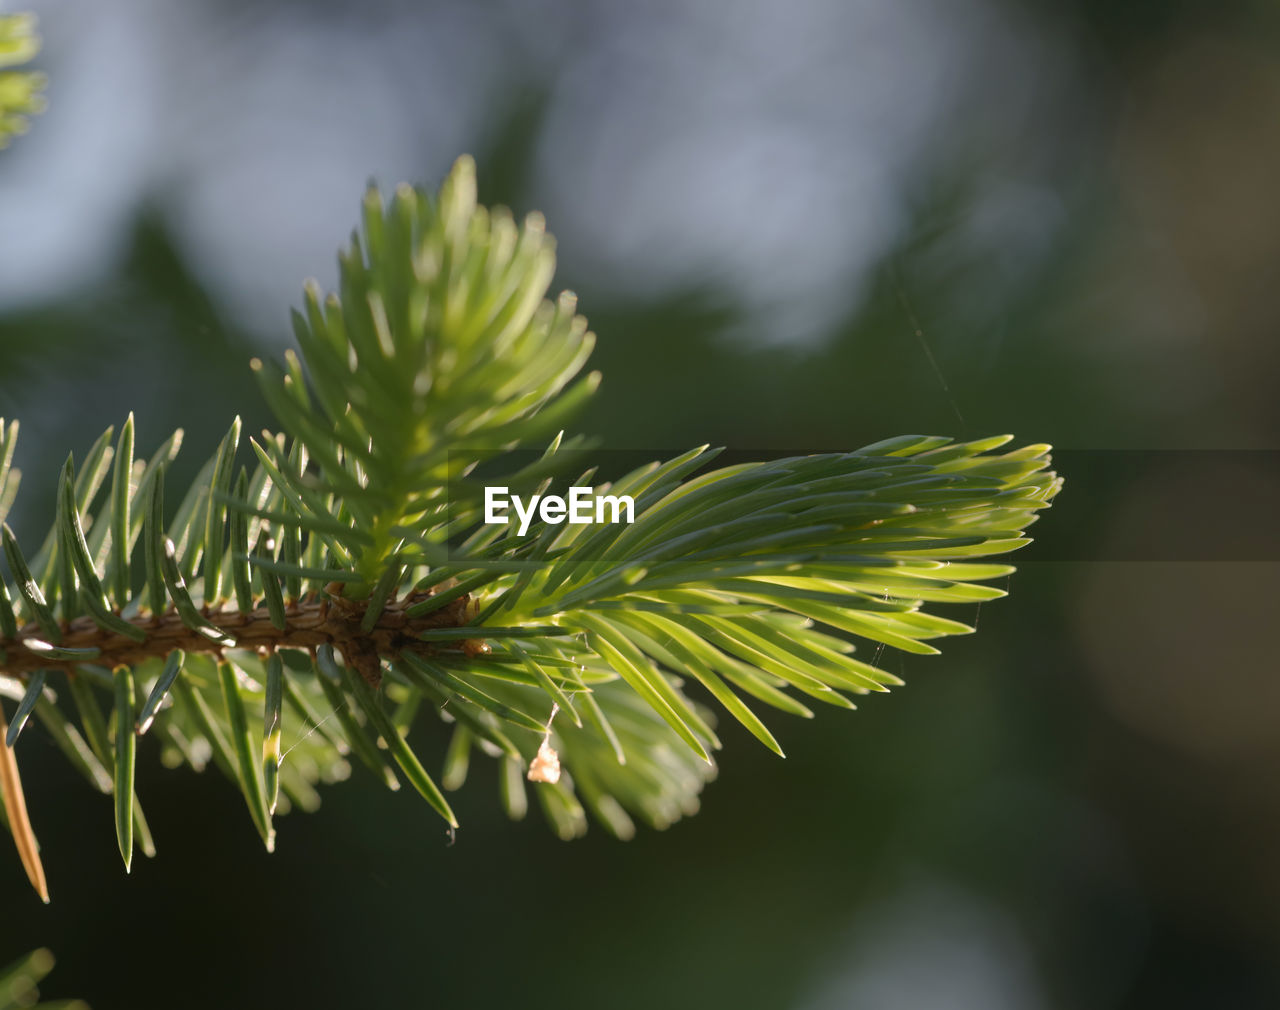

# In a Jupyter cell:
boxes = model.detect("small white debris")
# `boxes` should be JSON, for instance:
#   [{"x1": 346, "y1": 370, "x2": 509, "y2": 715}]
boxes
[
  {"x1": 527, "y1": 703, "x2": 561, "y2": 783},
  {"x1": 527, "y1": 737, "x2": 561, "y2": 784}
]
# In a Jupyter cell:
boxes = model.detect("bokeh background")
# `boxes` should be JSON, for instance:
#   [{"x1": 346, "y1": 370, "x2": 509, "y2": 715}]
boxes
[{"x1": 3, "y1": 0, "x2": 1280, "y2": 1006}]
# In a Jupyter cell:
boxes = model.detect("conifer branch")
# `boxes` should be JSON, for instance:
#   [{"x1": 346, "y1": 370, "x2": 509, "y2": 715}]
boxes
[{"x1": 0, "y1": 155, "x2": 1062, "y2": 898}]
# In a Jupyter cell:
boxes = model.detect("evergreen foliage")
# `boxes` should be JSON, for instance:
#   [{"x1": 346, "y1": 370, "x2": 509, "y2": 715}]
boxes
[
  {"x1": 0, "y1": 947, "x2": 84, "y2": 1009},
  {"x1": 0, "y1": 146, "x2": 1061, "y2": 897},
  {"x1": 0, "y1": 13, "x2": 45, "y2": 148}
]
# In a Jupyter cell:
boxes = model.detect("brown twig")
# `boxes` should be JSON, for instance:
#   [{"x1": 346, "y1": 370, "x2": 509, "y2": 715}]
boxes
[{"x1": 0, "y1": 590, "x2": 474, "y2": 685}]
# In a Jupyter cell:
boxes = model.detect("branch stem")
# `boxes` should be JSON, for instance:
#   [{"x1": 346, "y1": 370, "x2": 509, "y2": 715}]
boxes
[{"x1": 0, "y1": 590, "x2": 473, "y2": 679}]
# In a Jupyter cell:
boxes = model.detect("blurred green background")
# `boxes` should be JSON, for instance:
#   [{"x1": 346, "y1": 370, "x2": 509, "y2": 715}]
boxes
[{"x1": 3, "y1": 0, "x2": 1280, "y2": 1006}]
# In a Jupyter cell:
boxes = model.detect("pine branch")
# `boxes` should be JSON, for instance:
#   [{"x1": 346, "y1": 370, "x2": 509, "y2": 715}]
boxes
[{"x1": 0, "y1": 156, "x2": 1062, "y2": 900}]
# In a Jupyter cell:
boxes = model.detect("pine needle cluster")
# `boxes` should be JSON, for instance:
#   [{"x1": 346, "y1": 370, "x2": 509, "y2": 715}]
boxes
[{"x1": 0, "y1": 155, "x2": 1060, "y2": 901}]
